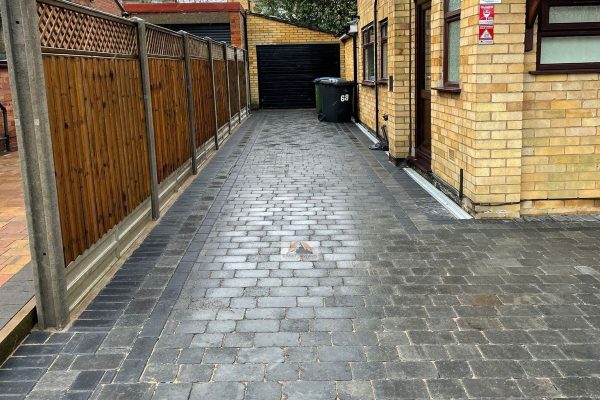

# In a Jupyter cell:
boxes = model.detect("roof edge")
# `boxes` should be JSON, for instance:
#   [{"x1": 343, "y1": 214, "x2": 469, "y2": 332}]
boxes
[
  {"x1": 115, "y1": 0, "x2": 126, "y2": 13},
  {"x1": 124, "y1": 2, "x2": 243, "y2": 14}
]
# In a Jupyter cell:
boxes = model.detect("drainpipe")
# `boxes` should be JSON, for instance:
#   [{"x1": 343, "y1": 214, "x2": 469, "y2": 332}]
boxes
[
  {"x1": 374, "y1": 0, "x2": 379, "y2": 139},
  {"x1": 352, "y1": 32, "x2": 359, "y2": 121},
  {"x1": 243, "y1": 9, "x2": 251, "y2": 110},
  {"x1": 408, "y1": 0, "x2": 414, "y2": 159}
]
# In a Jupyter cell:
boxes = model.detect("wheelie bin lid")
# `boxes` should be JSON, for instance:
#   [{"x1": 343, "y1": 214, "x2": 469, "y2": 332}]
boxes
[
  {"x1": 313, "y1": 77, "x2": 339, "y2": 84},
  {"x1": 319, "y1": 78, "x2": 355, "y2": 87}
]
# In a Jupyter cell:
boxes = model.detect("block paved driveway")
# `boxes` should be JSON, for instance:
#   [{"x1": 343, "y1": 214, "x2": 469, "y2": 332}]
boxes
[{"x1": 2, "y1": 110, "x2": 600, "y2": 399}]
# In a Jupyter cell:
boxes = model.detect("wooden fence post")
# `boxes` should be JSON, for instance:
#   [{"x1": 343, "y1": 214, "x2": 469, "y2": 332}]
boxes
[
  {"x1": 207, "y1": 39, "x2": 219, "y2": 150},
  {"x1": 235, "y1": 50, "x2": 242, "y2": 124},
  {"x1": 223, "y1": 43, "x2": 232, "y2": 135},
  {"x1": 0, "y1": 0, "x2": 69, "y2": 329},
  {"x1": 133, "y1": 18, "x2": 160, "y2": 220},
  {"x1": 181, "y1": 32, "x2": 198, "y2": 175}
]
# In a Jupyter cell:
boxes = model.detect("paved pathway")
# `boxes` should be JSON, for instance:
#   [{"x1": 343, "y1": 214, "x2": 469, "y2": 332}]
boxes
[
  {"x1": 2, "y1": 110, "x2": 600, "y2": 399},
  {"x1": 0, "y1": 152, "x2": 30, "y2": 286},
  {"x1": 0, "y1": 152, "x2": 34, "y2": 330}
]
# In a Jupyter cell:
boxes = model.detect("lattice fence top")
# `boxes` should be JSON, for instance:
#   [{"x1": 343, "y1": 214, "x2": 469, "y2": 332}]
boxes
[
  {"x1": 227, "y1": 47, "x2": 235, "y2": 61},
  {"x1": 146, "y1": 26, "x2": 184, "y2": 59},
  {"x1": 211, "y1": 42, "x2": 224, "y2": 60},
  {"x1": 38, "y1": 0, "x2": 137, "y2": 56},
  {"x1": 189, "y1": 37, "x2": 209, "y2": 60}
]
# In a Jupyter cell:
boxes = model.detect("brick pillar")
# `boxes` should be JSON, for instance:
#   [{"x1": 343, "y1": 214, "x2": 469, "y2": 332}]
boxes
[
  {"x1": 230, "y1": 12, "x2": 243, "y2": 49},
  {"x1": 430, "y1": 0, "x2": 525, "y2": 219},
  {"x1": 389, "y1": 0, "x2": 410, "y2": 160},
  {"x1": 470, "y1": 0, "x2": 526, "y2": 218}
]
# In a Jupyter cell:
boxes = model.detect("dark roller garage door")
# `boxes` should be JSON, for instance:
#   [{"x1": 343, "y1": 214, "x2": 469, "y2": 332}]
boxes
[
  {"x1": 257, "y1": 44, "x2": 340, "y2": 109},
  {"x1": 161, "y1": 23, "x2": 231, "y2": 44}
]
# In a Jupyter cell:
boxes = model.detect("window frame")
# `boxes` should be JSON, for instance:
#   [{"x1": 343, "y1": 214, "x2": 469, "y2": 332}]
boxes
[
  {"x1": 362, "y1": 23, "x2": 375, "y2": 82},
  {"x1": 443, "y1": 0, "x2": 461, "y2": 88},
  {"x1": 536, "y1": 0, "x2": 600, "y2": 72},
  {"x1": 379, "y1": 19, "x2": 388, "y2": 82}
]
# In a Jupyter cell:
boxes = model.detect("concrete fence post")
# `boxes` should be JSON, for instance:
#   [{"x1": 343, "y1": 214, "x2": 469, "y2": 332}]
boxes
[
  {"x1": 244, "y1": 50, "x2": 251, "y2": 114},
  {"x1": 181, "y1": 32, "x2": 198, "y2": 175},
  {"x1": 207, "y1": 39, "x2": 219, "y2": 150},
  {"x1": 133, "y1": 18, "x2": 160, "y2": 220},
  {"x1": 0, "y1": 0, "x2": 69, "y2": 329},
  {"x1": 223, "y1": 43, "x2": 232, "y2": 135},
  {"x1": 234, "y1": 50, "x2": 242, "y2": 124}
]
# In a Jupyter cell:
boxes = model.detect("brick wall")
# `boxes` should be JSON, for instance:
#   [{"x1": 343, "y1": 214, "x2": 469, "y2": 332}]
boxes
[
  {"x1": 348, "y1": 0, "x2": 600, "y2": 218},
  {"x1": 229, "y1": 12, "x2": 244, "y2": 48},
  {"x1": 341, "y1": 38, "x2": 353, "y2": 81},
  {"x1": 521, "y1": 24, "x2": 600, "y2": 216},
  {"x1": 430, "y1": 0, "x2": 600, "y2": 218},
  {"x1": 355, "y1": 0, "x2": 414, "y2": 160},
  {"x1": 430, "y1": 0, "x2": 526, "y2": 218},
  {"x1": 429, "y1": 0, "x2": 476, "y2": 212},
  {"x1": 356, "y1": 0, "x2": 393, "y2": 147},
  {"x1": 231, "y1": 0, "x2": 256, "y2": 12},
  {"x1": 70, "y1": 0, "x2": 123, "y2": 16},
  {"x1": 390, "y1": 0, "x2": 413, "y2": 159},
  {"x1": 246, "y1": 14, "x2": 343, "y2": 108}
]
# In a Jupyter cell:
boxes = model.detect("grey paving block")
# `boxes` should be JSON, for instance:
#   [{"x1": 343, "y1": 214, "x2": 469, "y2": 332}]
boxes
[
  {"x1": 283, "y1": 381, "x2": 336, "y2": 400},
  {"x1": 191, "y1": 382, "x2": 244, "y2": 400},
  {"x1": 4, "y1": 111, "x2": 600, "y2": 400},
  {"x1": 246, "y1": 382, "x2": 281, "y2": 400}
]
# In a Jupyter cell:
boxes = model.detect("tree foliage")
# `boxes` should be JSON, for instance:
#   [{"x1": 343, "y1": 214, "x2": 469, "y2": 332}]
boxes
[{"x1": 255, "y1": 0, "x2": 357, "y2": 34}]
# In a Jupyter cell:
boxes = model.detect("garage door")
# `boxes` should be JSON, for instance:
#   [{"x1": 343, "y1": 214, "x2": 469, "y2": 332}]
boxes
[
  {"x1": 257, "y1": 44, "x2": 340, "y2": 109},
  {"x1": 161, "y1": 24, "x2": 232, "y2": 44}
]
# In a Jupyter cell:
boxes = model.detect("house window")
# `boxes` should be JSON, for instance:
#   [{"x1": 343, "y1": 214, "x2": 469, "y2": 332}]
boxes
[
  {"x1": 362, "y1": 24, "x2": 375, "y2": 81},
  {"x1": 444, "y1": 0, "x2": 461, "y2": 87},
  {"x1": 537, "y1": 0, "x2": 600, "y2": 71},
  {"x1": 380, "y1": 20, "x2": 388, "y2": 80}
]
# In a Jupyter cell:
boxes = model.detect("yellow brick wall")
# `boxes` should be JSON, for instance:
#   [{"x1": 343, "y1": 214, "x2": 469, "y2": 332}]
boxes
[
  {"x1": 351, "y1": 0, "x2": 600, "y2": 218},
  {"x1": 521, "y1": 23, "x2": 600, "y2": 216},
  {"x1": 430, "y1": 0, "x2": 477, "y2": 212},
  {"x1": 356, "y1": 0, "x2": 402, "y2": 156},
  {"x1": 390, "y1": 0, "x2": 414, "y2": 158},
  {"x1": 341, "y1": 39, "x2": 354, "y2": 81},
  {"x1": 247, "y1": 14, "x2": 344, "y2": 108},
  {"x1": 431, "y1": 0, "x2": 526, "y2": 218}
]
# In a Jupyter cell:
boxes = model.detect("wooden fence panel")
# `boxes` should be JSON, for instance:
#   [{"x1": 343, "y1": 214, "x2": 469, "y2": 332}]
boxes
[
  {"x1": 16, "y1": 0, "x2": 251, "y2": 325},
  {"x1": 148, "y1": 58, "x2": 191, "y2": 183},
  {"x1": 43, "y1": 56, "x2": 150, "y2": 266},
  {"x1": 190, "y1": 59, "x2": 216, "y2": 148},
  {"x1": 239, "y1": 59, "x2": 247, "y2": 110},
  {"x1": 214, "y1": 60, "x2": 229, "y2": 129},
  {"x1": 228, "y1": 59, "x2": 239, "y2": 117},
  {"x1": 188, "y1": 37, "x2": 215, "y2": 149},
  {"x1": 145, "y1": 26, "x2": 191, "y2": 183}
]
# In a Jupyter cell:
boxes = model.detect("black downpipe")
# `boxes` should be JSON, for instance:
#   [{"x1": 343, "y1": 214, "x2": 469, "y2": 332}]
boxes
[
  {"x1": 242, "y1": 10, "x2": 251, "y2": 111},
  {"x1": 373, "y1": 0, "x2": 379, "y2": 139},
  {"x1": 0, "y1": 103, "x2": 9, "y2": 153},
  {"x1": 408, "y1": 0, "x2": 413, "y2": 160},
  {"x1": 352, "y1": 33, "x2": 359, "y2": 121},
  {"x1": 459, "y1": 169, "x2": 464, "y2": 201}
]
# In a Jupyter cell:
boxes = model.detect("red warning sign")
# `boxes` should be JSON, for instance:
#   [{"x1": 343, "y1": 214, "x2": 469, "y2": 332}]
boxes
[
  {"x1": 479, "y1": 5, "x2": 494, "y2": 25},
  {"x1": 478, "y1": 26, "x2": 494, "y2": 45}
]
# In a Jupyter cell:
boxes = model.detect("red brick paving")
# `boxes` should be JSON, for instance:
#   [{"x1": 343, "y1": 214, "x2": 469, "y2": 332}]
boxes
[{"x1": 0, "y1": 152, "x2": 30, "y2": 287}]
